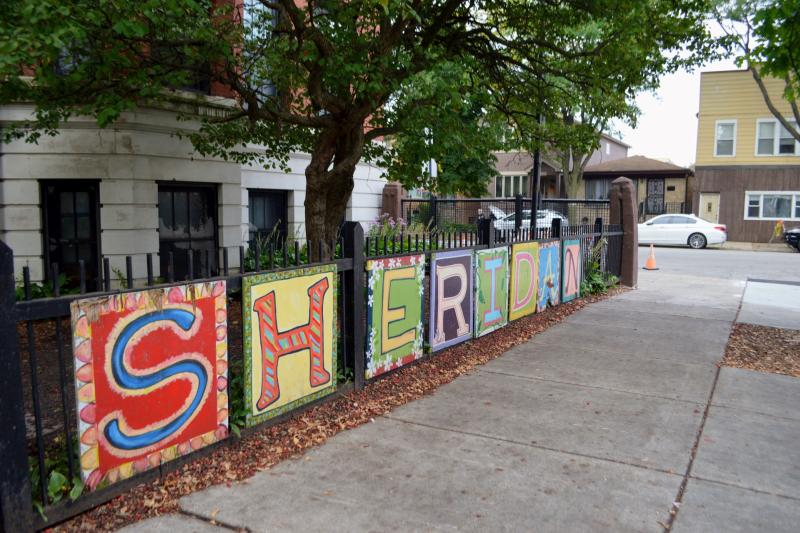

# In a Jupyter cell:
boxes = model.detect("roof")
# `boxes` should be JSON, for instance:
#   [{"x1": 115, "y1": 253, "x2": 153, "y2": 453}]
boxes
[
  {"x1": 583, "y1": 155, "x2": 691, "y2": 176},
  {"x1": 493, "y1": 151, "x2": 559, "y2": 175},
  {"x1": 700, "y1": 69, "x2": 748, "y2": 76}
]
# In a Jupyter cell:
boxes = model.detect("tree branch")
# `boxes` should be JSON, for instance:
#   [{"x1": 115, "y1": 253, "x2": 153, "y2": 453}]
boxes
[{"x1": 751, "y1": 65, "x2": 800, "y2": 142}]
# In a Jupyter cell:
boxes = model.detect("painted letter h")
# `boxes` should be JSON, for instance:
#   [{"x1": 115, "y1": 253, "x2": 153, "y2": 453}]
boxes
[{"x1": 253, "y1": 278, "x2": 330, "y2": 411}]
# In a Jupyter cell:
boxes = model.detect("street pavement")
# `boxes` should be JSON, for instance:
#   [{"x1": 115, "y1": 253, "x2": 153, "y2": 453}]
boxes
[{"x1": 122, "y1": 247, "x2": 800, "y2": 532}]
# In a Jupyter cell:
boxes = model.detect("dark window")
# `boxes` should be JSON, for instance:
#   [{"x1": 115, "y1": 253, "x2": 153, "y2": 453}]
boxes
[
  {"x1": 158, "y1": 184, "x2": 218, "y2": 280},
  {"x1": 42, "y1": 181, "x2": 100, "y2": 290},
  {"x1": 585, "y1": 178, "x2": 612, "y2": 200},
  {"x1": 249, "y1": 189, "x2": 288, "y2": 245},
  {"x1": 672, "y1": 216, "x2": 696, "y2": 224},
  {"x1": 667, "y1": 185, "x2": 676, "y2": 192},
  {"x1": 243, "y1": 1, "x2": 278, "y2": 100}
]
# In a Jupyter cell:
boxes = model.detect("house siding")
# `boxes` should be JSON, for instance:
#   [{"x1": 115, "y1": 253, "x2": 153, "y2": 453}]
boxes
[
  {"x1": 694, "y1": 166, "x2": 800, "y2": 242},
  {"x1": 696, "y1": 71, "x2": 799, "y2": 166},
  {"x1": 585, "y1": 138, "x2": 629, "y2": 167},
  {"x1": 693, "y1": 70, "x2": 800, "y2": 242}
]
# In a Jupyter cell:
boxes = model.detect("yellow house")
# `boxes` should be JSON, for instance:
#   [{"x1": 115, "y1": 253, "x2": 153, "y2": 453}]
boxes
[{"x1": 694, "y1": 70, "x2": 800, "y2": 242}]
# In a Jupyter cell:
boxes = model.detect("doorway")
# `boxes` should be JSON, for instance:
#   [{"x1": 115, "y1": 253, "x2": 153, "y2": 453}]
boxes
[
  {"x1": 646, "y1": 178, "x2": 665, "y2": 215},
  {"x1": 41, "y1": 180, "x2": 101, "y2": 290},
  {"x1": 158, "y1": 184, "x2": 218, "y2": 280},
  {"x1": 698, "y1": 192, "x2": 720, "y2": 223}
]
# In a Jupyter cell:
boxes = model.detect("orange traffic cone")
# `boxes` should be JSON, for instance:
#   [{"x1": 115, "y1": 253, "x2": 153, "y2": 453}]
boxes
[{"x1": 643, "y1": 244, "x2": 659, "y2": 270}]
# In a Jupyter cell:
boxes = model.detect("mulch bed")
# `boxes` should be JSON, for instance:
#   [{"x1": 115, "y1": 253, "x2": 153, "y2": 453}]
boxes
[
  {"x1": 721, "y1": 323, "x2": 800, "y2": 378},
  {"x1": 49, "y1": 287, "x2": 625, "y2": 532}
]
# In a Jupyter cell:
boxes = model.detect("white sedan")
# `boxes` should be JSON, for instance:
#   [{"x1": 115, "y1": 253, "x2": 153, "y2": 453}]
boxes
[
  {"x1": 489, "y1": 207, "x2": 569, "y2": 231},
  {"x1": 638, "y1": 214, "x2": 727, "y2": 249}
]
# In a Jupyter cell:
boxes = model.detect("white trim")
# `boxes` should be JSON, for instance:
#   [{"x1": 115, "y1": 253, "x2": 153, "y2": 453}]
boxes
[
  {"x1": 753, "y1": 117, "x2": 800, "y2": 157},
  {"x1": 714, "y1": 119, "x2": 737, "y2": 157},
  {"x1": 743, "y1": 190, "x2": 800, "y2": 221}
]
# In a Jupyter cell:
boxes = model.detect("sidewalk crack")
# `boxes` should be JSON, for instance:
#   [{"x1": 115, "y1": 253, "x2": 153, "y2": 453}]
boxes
[
  {"x1": 178, "y1": 509, "x2": 250, "y2": 532},
  {"x1": 383, "y1": 415, "x2": 682, "y2": 477}
]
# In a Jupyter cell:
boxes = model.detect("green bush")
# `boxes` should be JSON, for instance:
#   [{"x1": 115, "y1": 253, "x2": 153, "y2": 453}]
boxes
[
  {"x1": 580, "y1": 238, "x2": 618, "y2": 295},
  {"x1": 15, "y1": 272, "x2": 79, "y2": 301}
]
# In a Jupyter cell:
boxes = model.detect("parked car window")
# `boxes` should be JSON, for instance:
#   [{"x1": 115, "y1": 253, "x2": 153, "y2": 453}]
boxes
[
  {"x1": 672, "y1": 216, "x2": 697, "y2": 224},
  {"x1": 649, "y1": 216, "x2": 672, "y2": 225}
]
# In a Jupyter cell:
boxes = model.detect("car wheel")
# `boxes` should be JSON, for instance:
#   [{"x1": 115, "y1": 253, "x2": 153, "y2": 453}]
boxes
[{"x1": 688, "y1": 233, "x2": 707, "y2": 249}]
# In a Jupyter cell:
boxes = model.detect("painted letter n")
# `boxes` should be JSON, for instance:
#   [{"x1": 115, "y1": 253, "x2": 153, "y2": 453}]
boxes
[{"x1": 253, "y1": 277, "x2": 330, "y2": 411}]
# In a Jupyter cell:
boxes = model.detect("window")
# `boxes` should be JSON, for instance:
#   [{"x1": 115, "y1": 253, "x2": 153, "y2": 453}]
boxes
[
  {"x1": 755, "y1": 119, "x2": 799, "y2": 156},
  {"x1": 747, "y1": 194, "x2": 760, "y2": 218},
  {"x1": 495, "y1": 175, "x2": 529, "y2": 197},
  {"x1": 649, "y1": 216, "x2": 673, "y2": 225},
  {"x1": 248, "y1": 189, "x2": 287, "y2": 244},
  {"x1": 158, "y1": 184, "x2": 218, "y2": 279},
  {"x1": 242, "y1": 1, "x2": 278, "y2": 99},
  {"x1": 757, "y1": 121, "x2": 775, "y2": 155},
  {"x1": 714, "y1": 120, "x2": 736, "y2": 156},
  {"x1": 41, "y1": 181, "x2": 100, "y2": 290},
  {"x1": 672, "y1": 216, "x2": 697, "y2": 224},
  {"x1": 779, "y1": 123, "x2": 798, "y2": 154},
  {"x1": 585, "y1": 178, "x2": 613, "y2": 200},
  {"x1": 744, "y1": 191, "x2": 800, "y2": 220}
]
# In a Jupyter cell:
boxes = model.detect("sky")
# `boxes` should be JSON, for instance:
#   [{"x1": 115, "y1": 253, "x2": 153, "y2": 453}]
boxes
[{"x1": 612, "y1": 57, "x2": 739, "y2": 167}]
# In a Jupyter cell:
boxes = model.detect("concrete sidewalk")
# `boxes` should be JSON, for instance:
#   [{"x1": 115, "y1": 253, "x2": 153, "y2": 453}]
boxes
[{"x1": 123, "y1": 260, "x2": 800, "y2": 532}]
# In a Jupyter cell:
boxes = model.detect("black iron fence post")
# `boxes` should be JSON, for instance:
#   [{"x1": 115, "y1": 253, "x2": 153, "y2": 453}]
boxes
[
  {"x1": 430, "y1": 196, "x2": 438, "y2": 230},
  {"x1": 342, "y1": 222, "x2": 366, "y2": 390},
  {"x1": 477, "y1": 218, "x2": 490, "y2": 246},
  {"x1": 0, "y1": 242, "x2": 34, "y2": 532},
  {"x1": 514, "y1": 194, "x2": 523, "y2": 235},
  {"x1": 551, "y1": 217, "x2": 562, "y2": 240}
]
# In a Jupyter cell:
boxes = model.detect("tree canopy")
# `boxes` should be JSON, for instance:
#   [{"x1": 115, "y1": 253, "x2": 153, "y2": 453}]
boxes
[
  {"x1": 1, "y1": 0, "x2": 718, "y2": 251},
  {"x1": 716, "y1": 0, "x2": 800, "y2": 142}
]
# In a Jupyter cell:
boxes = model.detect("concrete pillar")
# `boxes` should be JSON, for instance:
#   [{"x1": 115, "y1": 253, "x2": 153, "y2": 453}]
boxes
[
  {"x1": 381, "y1": 182, "x2": 404, "y2": 220},
  {"x1": 610, "y1": 177, "x2": 638, "y2": 288}
]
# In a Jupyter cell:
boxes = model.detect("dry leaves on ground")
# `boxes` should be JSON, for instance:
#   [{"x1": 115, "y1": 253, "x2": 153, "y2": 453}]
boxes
[
  {"x1": 721, "y1": 323, "x2": 800, "y2": 377},
  {"x1": 50, "y1": 288, "x2": 625, "y2": 532}
]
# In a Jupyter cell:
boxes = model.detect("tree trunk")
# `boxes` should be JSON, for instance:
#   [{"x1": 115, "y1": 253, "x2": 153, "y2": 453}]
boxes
[
  {"x1": 566, "y1": 169, "x2": 583, "y2": 198},
  {"x1": 304, "y1": 124, "x2": 365, "y2": 261}
]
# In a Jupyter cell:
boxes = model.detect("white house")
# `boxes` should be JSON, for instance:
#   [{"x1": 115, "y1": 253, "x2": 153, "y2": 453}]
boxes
[{"x1": 0, "y1": 98, "x2": 386, "y2": 288}]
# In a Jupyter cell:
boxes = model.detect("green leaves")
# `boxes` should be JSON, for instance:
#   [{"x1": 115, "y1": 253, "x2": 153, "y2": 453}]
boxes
[
  {"x1": 1, "y1": 0, "x2": 719, "y2": 238},
  {"x1": 751, "y1": 0, "x2": 800, "y2": 101}
]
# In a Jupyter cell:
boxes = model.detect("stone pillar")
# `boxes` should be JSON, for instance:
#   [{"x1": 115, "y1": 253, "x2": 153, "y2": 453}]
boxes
[
  {"x1": 381, "y1": 182, "x2": 404, "y2": 221},
  {"x1": 610, "y1": 177, "x2": 638, "y2": 288}
]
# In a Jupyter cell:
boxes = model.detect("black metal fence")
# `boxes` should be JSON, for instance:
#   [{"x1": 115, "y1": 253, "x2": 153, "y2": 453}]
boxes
[
  {"x1": 402, "y1": 196, "x2": 611, "y2": 233},
  {"x1": 0, "y1": 218, "x2": 623, "y2": 531}
]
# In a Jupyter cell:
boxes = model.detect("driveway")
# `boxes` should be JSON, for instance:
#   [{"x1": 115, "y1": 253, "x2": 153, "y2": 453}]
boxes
[{"x1": 124, "y1": 248, "x2": 800, "y2": 532}]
